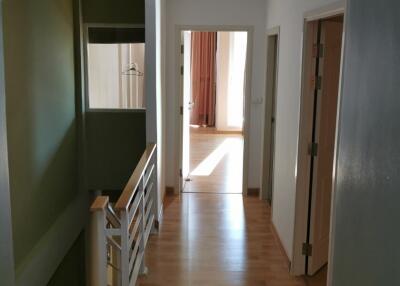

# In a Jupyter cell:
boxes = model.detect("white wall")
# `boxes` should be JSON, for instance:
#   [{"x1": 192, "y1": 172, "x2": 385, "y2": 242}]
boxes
[
  {"x1": 216, "y1": 32, "x2": 246, "y2": 132},
  {"x1": 165, "y1": 0, "x2": 267, "y2": 189},
  {"x1": 88, "y1": 44, "x2": 120, "y2": 108},
  {"x1": 158, "y1": 0, "x2": 167, "y2": 210},
  {"x1": 146, "y1": 0, "x2": 167, "y2": 216},
  {"x1": 216, "y1": 32, "x2": 231, "y2": 131},
  {"x1": 265, "y1": 0, "x2": 343, "y2": 260}
]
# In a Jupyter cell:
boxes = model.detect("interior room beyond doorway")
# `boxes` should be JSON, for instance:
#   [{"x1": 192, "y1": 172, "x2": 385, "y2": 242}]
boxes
[{"x1": 181, "y1": 30, "x2": 248, "y2": 194}]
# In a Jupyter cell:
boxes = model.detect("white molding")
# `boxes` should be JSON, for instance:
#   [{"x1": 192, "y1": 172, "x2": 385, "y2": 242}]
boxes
[
  {"x1": 267, "y1": 26, "x2": 280, "y2": 36},
  {"x1": 304, "y1": 1, "x2": 346, "y2": 21},
  {"x1": 174, "y1": 25, "x2": 254, "y2": 195}
]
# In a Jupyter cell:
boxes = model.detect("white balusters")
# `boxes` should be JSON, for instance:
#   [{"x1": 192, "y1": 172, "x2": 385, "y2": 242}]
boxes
[
  {"x1": 90, "y1": 196, "x2": 109, "y2": 286},
  {"x1": 90, "y1": 144, "x2": 158, "y2": 286}
]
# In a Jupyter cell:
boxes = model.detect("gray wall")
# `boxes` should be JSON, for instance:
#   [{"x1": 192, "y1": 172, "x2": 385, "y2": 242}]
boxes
[
  {"x1": 3, "y1": 0, "x2": 78, "y2": 265},
  {"x1": 3, "y1": 0, "x2": 87, "y2": 284},
  {"x1": 0, "y1": 3, "x2": 15, "y2": 285},
  {"x1": 330, "y1": 0, "x2": 400, "y2": 284}
]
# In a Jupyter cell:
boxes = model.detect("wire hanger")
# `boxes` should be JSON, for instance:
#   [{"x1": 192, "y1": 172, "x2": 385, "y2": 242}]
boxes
[{"x1": 122, "y1": 63, "x2": 144, "y2": 76}]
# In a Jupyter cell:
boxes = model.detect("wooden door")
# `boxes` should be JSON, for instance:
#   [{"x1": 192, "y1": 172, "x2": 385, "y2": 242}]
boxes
[{"x1": 307, "y1": 18, "x2": 343, "y2": 275}]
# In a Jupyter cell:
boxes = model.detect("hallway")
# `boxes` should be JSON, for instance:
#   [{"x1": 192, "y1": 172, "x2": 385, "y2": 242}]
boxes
[{"x1": 138, "y1": 193, "x2": 312, "y2": 286}]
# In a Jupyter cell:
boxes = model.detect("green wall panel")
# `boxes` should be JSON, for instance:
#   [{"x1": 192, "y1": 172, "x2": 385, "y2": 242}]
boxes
[
  {"x1": 3, "y1": 0, "x2": 79, "y2": 268},
  {"x1": 86, "y1": 111, "x2": 146, "y2": 191},
  {"x1": 47, "y1": 232, "x2": 86, "y2": 286},
  {"x1": 82, "y1": 0, "x2": 145, "y2": 24}
]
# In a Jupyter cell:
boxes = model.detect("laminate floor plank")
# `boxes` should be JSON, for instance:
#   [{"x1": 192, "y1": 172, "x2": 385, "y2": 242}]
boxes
[
  {"x1": 138, "y1": 194, "x2": 326, "y2": 286},
  {"x1": 184, "y1": 129, "x2": 243, "y2": 194}
]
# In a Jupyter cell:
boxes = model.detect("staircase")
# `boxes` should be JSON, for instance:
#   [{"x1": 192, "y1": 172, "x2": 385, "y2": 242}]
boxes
[{"x1": 90, "y1": 144, "x2": 158, "y2": 286}]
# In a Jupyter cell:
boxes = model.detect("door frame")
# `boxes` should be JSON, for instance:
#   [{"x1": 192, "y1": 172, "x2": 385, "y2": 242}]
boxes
[
  {"x1": 0, "y1": 3, "x2": 16, "y2": 285},
  {"x1": 291, "y1": 1, "x2": 346, "y2": 280},
  {"x1": 261, "y1": 27, "x2": 280, "y2": 202},
  {"x1": 175, "y1": 25, "x2": 254, "y2": 195}
]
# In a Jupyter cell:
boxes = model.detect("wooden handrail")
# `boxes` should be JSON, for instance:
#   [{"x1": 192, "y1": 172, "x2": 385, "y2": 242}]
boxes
[
  {"x1": 90, "y1": 143, "x2": 158, "y2": 286},
  {"x1": 90, "y1": 196, "x2": 109, "y2": 212},
  {"x1": 115, "y1": 143, "x2": 157, "y2": 211}
]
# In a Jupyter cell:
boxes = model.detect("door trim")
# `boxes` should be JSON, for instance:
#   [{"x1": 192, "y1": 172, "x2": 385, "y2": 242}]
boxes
[
  {"x1": 175, "y1": 25, "x2": 254, "y2": 195},
  {"x1": 291, "y1": 1, "x2": 346, "y2": 279}
]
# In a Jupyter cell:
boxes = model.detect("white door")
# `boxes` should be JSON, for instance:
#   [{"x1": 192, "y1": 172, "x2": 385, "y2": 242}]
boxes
[
  {"x1": 307, "y1": 18, "x2": 343, "y2": 275},
  {"x1": 181, "y1": 31, "x2": 192, "y2": 190}
]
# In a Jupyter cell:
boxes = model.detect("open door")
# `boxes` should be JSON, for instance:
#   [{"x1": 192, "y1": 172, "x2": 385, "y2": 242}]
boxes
[
  {"x1": 262, "y1": 32, "x2": 279, "y2": 202},
  {"x1": 181, "y1": 31, "x2": 192, "y2": 190},
  {"x1": 307, "y1": 17, "x2": 343, "y2": 275}
]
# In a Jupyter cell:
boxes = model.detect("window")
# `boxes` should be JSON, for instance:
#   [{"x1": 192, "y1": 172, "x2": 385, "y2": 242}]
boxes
[{"x1": 86, "y1": 27, "x2": 146, "y2": 110}]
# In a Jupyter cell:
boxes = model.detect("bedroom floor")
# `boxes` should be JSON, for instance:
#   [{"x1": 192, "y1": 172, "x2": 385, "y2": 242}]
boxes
[{"x1": 183, "y1": 127, "x2": 244, "y2": 194}]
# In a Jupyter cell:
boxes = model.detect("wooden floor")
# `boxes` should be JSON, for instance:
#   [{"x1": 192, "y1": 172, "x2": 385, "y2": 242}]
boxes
[
  {"x1": 184, "y1": 128, "x2": 243, "y2": 194},
  {"x1": 138, "y1": 127, "x2": 326, "y2": 285},
  {"x1": 138, "y1": 193, "x2": 326, "y2": 286}
]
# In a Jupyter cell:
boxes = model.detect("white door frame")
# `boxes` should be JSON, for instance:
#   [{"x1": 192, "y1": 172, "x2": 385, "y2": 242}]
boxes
[
  {"x1": 291, "y1": 1, "x2": 347, "y2": 281},
  {"x1": 174, "y1": 25, "x2": 254, "y2": 195},
  {"x1": 260, "y1": 26, "x2": 280, "y2": 202},
  {"x1": 0, "y1": 3, "x2": 16, "y2": 284}
]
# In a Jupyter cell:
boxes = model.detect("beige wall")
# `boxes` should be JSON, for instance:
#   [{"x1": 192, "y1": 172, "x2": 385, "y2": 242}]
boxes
[
  {"x1": 216, "y1": 32, "x2": 246, "y2": 132},
  {"x1": 216, "y1": 32, "x2": 231, "y2": 131}
]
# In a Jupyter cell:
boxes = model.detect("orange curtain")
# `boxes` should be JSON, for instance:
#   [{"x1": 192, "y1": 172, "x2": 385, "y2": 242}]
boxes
[{"x1": 190, "y1": 32, "x2": 217, "y2": 126}]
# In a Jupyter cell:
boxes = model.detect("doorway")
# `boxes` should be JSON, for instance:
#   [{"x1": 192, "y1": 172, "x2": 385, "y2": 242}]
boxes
[
  {"x1": 262, "y1": 28, "x2": 279, "y2": 202},
  {"x1": 293, "y1": 13, "x2": 344, "y2": 283},
  {"x1": 179, "y1": 29, "x2": 249, "y2": 194}
]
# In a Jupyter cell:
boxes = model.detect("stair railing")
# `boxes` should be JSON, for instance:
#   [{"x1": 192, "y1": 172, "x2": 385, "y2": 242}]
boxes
[{"x1": 90, "y1": 143, "x2": 158, "y2": 286}]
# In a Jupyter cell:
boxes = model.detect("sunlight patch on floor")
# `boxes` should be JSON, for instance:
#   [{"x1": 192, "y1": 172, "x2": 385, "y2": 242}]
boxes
[{"x1": 190, "y1": 138, "x2": 241, "y2": 176}]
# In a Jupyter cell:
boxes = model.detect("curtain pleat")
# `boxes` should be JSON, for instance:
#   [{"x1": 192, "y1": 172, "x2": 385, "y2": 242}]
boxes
[{"x1": 190, "y1": 32, "x2": 217, "y2": 126}]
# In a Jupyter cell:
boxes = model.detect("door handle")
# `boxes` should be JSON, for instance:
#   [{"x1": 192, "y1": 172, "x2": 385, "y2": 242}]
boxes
[{"x1": 188, "y1": 101, "x2": 195, "y2": 110}]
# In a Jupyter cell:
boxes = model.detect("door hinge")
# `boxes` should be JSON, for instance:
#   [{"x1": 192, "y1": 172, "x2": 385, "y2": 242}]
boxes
[
  {"x1": 181, "y1": 44, "x2": 184, "y2": 54},
  {"x1": 309, "y1": 142, "x2": 318, "y2": 157},
  {"x1": 179, "y1": 168, "x2": 183, "y2": 177},
  {"x1": 302, "y1": 242, "x2": 313, "y2": 256},
  {"x1": 180, "y1": 106, "x2": 183, "y2": 115}
]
